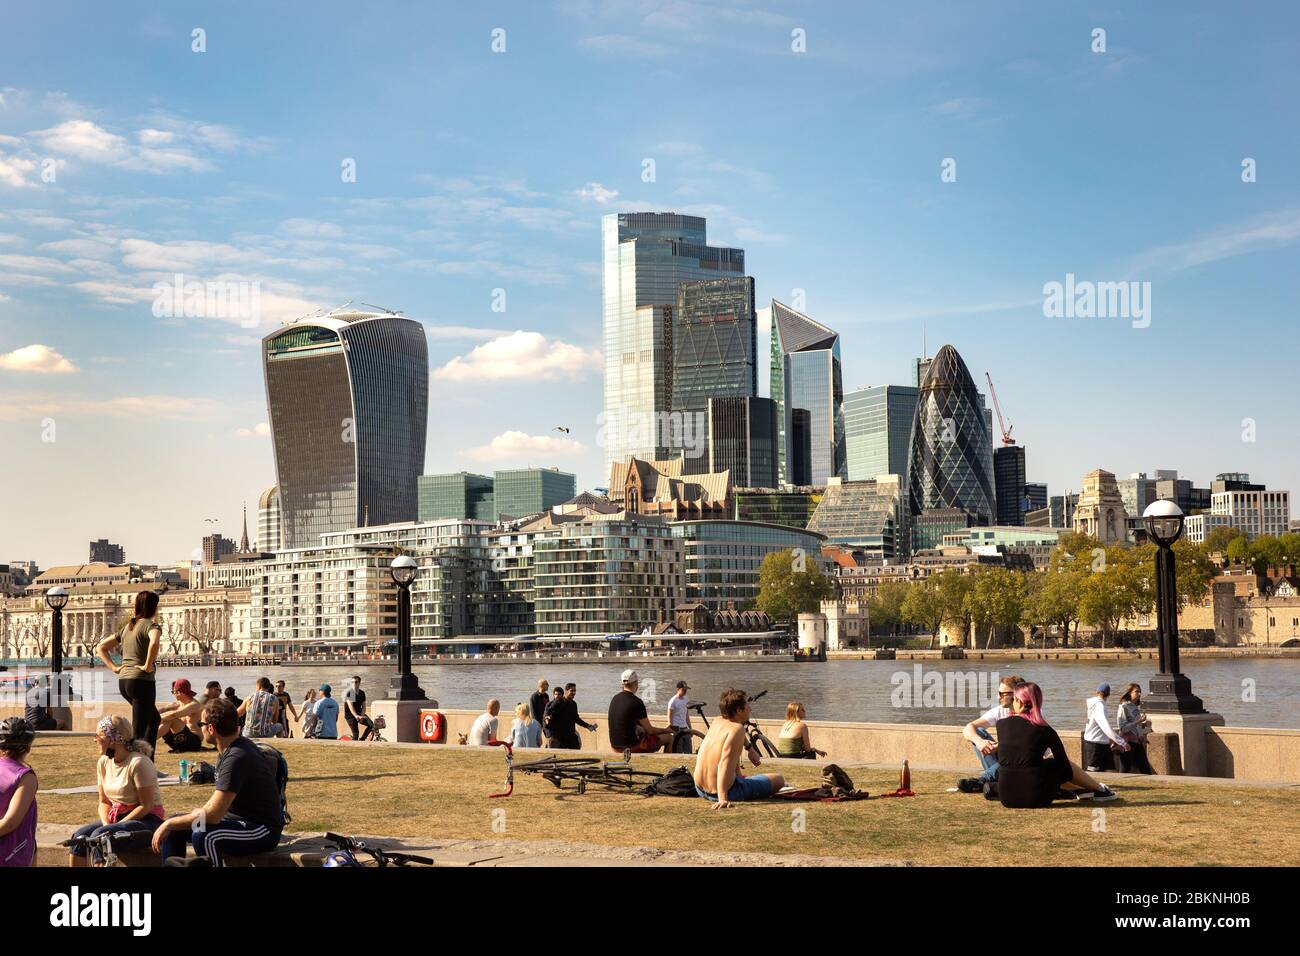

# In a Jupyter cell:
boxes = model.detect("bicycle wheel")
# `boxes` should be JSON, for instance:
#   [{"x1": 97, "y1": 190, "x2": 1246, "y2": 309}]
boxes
[{"x1": 516, "y1": 755, "x2": 600, "y2": 772}]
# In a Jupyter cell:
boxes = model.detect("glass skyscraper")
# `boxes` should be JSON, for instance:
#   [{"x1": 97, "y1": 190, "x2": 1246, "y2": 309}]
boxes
[
  {"x1": 993, "y1": 444, "x2": 1027, "y2": 526},
  {"x1": 671, "y1": 276, "x2": 756, "y2": 471},
  {"x1": 262, "y1": 306, "x2": 428, "y2": 550},
  {"x1": 844, "y1": 385, "x2": 918, "y2": 484},
  {"x1": 770, "y1": 301, "x2": 844, "y2": 485},
  {"x1": 707, "y1": 396, "x2": 778, "y2": 488},
  {"x1": 907, "y1": 344, "x2": 996, "y2": 534},
  {"x1": 602, "y1": 213, "x2": 744, "y2": 471},
  {"x1": 493, "y1": 468, "x2": 576, "y2": 520},
  {"x1": 418, "y1": 472, "x2": 495, "y2": 522}
]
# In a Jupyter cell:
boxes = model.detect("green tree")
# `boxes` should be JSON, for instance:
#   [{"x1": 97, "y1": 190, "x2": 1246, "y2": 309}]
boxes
[
  {"x1": 1172, "y1": 539, "x2": 1216, "y2": 608},
  {"x1": 1277, "y1": 532, "x2": 1300, "y2": 570},
  {"x1": 1252, "y1": 535, "x2": 1285, "y2": 574},
  {"x1": 935, "y1": 569, "x2": 975, "y2": 647},
  {"x1": 1202, "y1": 525, "x2": 1245, "y2": 555},
  {"x1": 866, "y1": 581, "x2": 909, "y2": 640},
  {"x1": 1225, "y1": 535, "x2": 1252, "y2": 568},
  {"x1": 1077, "y1": 546, "x2": 1147, "y2": 647},
  {"x1": 755, "y1": 549, "x2": 835, "y2": 623},
  {"x1": 900, "y1": 577, "x2": 944, "y2": 649},
  {"x1": 966, "y1": 567, "x2": 1028, "y2": 648}
]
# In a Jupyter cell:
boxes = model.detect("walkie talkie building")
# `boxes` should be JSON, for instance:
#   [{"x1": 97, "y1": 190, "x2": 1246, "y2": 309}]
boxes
[{"x1": 262, "y1": 305, "x2": 428, "y2": 550}]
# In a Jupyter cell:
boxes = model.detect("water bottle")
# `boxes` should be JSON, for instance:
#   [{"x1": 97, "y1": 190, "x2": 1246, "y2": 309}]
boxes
[{"x1": 179, "y1": 759, "x2": 189, "y2": 784}]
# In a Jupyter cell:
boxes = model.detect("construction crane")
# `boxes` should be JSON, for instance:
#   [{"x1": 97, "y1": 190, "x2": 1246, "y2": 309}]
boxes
[{"x1": 985, "y1": 372, "x2": 1015, "y2": 446}]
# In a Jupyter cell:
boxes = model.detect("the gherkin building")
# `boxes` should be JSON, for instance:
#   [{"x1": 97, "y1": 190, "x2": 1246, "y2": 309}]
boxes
[{"x1": 908, "y1": 344, "x2": 995, "y2": 526}]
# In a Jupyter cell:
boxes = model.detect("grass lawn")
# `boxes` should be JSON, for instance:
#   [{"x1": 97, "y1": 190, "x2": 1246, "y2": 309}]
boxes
[{"x1": 26, "y1": 737, "x2": 1300, "y2": 866}]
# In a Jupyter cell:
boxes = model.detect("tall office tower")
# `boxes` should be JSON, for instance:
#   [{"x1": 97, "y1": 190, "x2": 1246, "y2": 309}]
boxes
[
  {"x1": 1049, "y1": 493, "x2": 1078, "y2": 529},
  {"x1": 993, "y1": 445, "x2": 1027, "y2": 526},
  {"x1": 89, "y1": 539, "x2": 125, "y2": 564},
  {"x1": 201, "y1": 533, "x2": 236, "y2": 566},
  {"x1": 257, "y1": 485, "x2": 281, "y2": 551},
  {"x1": 418, "y1": 472, "x2": 496, "y2": 521},
  {"x1": 770, "y1": 301, "x2": 844, "y2": 485},
  {"x1": 1117, "y1": 472, "x2": 1158, "y2": 520},
  {"x1": 788, "y1": 408, "x2": 813, "y2": 485},
  {"x1": 1023, "y1": 481, "x2": 1048, "y2": 514},
  {"x1": 908, "y1": 344, "x2": 996, "y2": 537},
  {"x1": 671, "y1": 276, "x2": 756, "y2": 473},
  {"x1": 913, "y1": 356, "x2": 933, "y2": 389},
  {"x1": 262, "y1": 305, "x2": 428, "y2": 549},
  {"x1": 602, "y1": 213, "x2": 745, "y2": 472},
  {"x1": 707, "y1": 396, "x2": 779, "y2": 488},
  {"x1": 493, "y1": 468, "x2": 576, "y2": 520},
  {"x1": 844, "y1": 385, "x2": 918, "y2": 483}
]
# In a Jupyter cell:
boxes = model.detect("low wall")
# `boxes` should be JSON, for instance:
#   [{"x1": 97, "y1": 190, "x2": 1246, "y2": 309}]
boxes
[
  {"x1": 1205, "y1": 726, "x2": 1300, "y2": 782},
  {"x1": 9, "y1": 702, "x2": 1297, "y2": 783}
]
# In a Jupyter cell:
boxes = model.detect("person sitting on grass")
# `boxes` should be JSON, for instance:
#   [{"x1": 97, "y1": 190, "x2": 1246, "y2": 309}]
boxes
[
  {"x1": 776, "y1": 701, "x2": 827, "y2": 759},
  {"x1": 994, "y1": 682, "x2": 1117, "y2": 807},
  {"x1": 509, "y1": 702, "x2": 543, "y2": 749},
  {"x1": 238, "y1": 677, "x2": 284, "y2": 739},
  {"x1": 692, "y1": 689, "x2": 785, "y2": 809},
  {"x1": 954, "y1": 674, "x2": 1024, "y2": 793},
  {"x1": 608, "y1": 669, "x2": 674, "y2": 754},
  {"x1": 468, "y1": 699, "x2": 500, "y2": 746},
  {"x1": 152, "y1": 698, "x2": 283, "y2": 866},
  {"x1": 69, "y1": 715, "x2": 164, "y2": 866},
  {"x1": 157, "y1": 679, "x2": 207, "y2": 753},
  {"x1": 0, "y1": 717, "x2": 38, "y2": 868}
]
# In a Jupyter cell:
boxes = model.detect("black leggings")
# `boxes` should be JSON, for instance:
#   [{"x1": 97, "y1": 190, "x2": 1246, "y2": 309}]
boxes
[{"x1": 120, "y1": 678, "x2": 160, "y2": 750}]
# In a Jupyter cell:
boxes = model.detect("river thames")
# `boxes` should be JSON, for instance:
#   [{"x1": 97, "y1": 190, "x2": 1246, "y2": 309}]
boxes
[{"x1": 34, "y1": 657, "x2": 1300, "y2": 730}]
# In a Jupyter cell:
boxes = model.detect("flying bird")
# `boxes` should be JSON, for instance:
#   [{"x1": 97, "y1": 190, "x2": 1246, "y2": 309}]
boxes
[{"x1": 553, "y1": 426, "x2": 571, "y2": 434}]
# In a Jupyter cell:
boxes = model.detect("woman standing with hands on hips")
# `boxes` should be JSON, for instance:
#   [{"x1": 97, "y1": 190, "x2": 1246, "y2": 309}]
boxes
[{"x1": 97, "y1": 591, "x2": 163, "y2": 749}]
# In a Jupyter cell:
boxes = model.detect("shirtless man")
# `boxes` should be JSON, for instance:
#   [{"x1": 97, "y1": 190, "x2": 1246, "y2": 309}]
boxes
[
  {"x1": 158, "y1": 678, "x2": 206, "y2": 753},
  {"x1": 692, "y1": 689, "x2": 784, "y2": 809}
]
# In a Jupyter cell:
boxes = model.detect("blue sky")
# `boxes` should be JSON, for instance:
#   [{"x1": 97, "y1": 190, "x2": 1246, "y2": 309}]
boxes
[{"x1": 2, "y1": 1, "x2": 1298, "y2": 569}]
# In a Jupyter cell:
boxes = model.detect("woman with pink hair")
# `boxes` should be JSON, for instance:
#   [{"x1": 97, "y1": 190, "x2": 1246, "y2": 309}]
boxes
[{"x1": 993, "y1": 683, "x2": 1117, "y2": 808}]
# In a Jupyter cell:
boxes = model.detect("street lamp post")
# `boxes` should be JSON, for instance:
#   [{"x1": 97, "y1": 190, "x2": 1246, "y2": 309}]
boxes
[
  {"x1": 388, "y1": 556, "x2": 426, "y2": 701},
  {"x1": 45, "y1": 587, "x2": 69, "y2": 676},
  {"x1": 1141, "y1": 501, "x2": 1206, "y2": 714}
]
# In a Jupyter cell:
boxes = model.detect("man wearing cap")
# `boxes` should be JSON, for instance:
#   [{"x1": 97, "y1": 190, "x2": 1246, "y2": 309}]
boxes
[
  {"x1": 667, "y1": 680, "x2": 691, "y2": 736},
  {"x1": 313, "y1": 684, "x2": 339, "y2": 740},
  {"x1": 608, "y1": 670, "x2": 674, "y2": 754},
  {"x1": 1083, "y1": 683, "x2": 1129, "y2": 772},
  {"x1": 157, "y1": 679, "x2": 207, "y2": 753}
]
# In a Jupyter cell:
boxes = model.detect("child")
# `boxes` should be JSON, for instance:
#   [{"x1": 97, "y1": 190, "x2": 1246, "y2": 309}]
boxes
[{"x1": 0, "y1": 717, "x2": 38, "y2": 867}]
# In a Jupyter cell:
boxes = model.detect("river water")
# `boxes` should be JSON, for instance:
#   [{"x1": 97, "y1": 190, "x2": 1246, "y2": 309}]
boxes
[{"x1": 26, "y1": 658, "x2": 1300, "y2": 730}]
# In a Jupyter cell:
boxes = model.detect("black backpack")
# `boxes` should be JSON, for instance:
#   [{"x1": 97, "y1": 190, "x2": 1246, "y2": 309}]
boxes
[
  {"x1": 254, "y1": 743, "x2": 291, "y2": 826},
  {"x1": 642, "y1": 765, "x2": 697, "y2": 797}
]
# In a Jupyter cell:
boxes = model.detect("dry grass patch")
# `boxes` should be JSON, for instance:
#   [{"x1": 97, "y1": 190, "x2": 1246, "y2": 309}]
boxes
[{"x1": 26, "y1": 737, "x2": 1300, "y2": 866}]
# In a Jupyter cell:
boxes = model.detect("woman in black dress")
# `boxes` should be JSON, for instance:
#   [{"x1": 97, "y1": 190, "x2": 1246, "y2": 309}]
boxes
[{"x1": 995, "y1": 682, "x2": 1117, "y2": 808}]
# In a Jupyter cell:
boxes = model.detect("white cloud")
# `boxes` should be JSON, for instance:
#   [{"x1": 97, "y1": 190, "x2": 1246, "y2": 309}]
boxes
[
  {"x1": 0, "y1": 343, "x2": 77, "y2": 373},
  {"x1": 1127, "y1": 207, "x2": 1300, "y2": 277},
  {"x1": 234, "y1": 422, "x2": 271, "y2": 438},
  {"x1": 462, "y1": 430, "x2": 586, "y2": 463},
  {"x1": 433, "y1": 330, "x2": 602, "y2": 383},
  {"x1": 0, "y1": 152, "x2": 36, "y2": 188},
  {"x1": 138, "y1": 128, "x2": 175, "y2": 146},
  {"x1": 35, "y1": 119, "x2": 128, "y2": 163},
  {"x1": 0, "y1": 394, "x2": 225, "y2": 421},
  {"x1": 575, "y1": 182, "x2": 618, "y2": 204}
]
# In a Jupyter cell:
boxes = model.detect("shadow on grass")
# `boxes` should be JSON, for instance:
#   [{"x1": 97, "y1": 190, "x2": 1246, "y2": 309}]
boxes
[{"x1": 297, "y1": 773, "x2": 416, "y2": 783}]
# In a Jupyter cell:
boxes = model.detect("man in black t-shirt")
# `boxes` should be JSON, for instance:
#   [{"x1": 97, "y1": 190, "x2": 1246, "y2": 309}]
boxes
[
  {"x1": 153, "y1": 698, "x2": 283, "y2": 866},
  {"x1": 530, "y1": 679, "x2": 552, "y2": 742},
  {"x1": 608, "y1": 670, "x2": 673, "y2": 754},
  {"x1": 344, "y1": 675, "x2": 374, "y2": 741},
  {"x1": 547, "y1": 683, "x2": 597, "y2": 749}
]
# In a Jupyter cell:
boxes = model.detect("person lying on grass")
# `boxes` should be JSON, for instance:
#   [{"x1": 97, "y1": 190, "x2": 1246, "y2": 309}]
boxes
[{"x1": 692, "y1": 689, "x2": 785, "y2": 810}]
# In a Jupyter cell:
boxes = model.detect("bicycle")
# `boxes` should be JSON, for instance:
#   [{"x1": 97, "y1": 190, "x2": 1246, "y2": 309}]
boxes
[
  {"x1": 513, "y1": 753, "x2": 665, "y2": 795},
  {"x1": 60, "y1": 830, "x2": 129, "y2": 867},
  {"x1": 322, "y1": 831, "x2": 433, "y2": 867},
  {"x1": 682, "y1": 690, "x2": 780, "y2": 759}
]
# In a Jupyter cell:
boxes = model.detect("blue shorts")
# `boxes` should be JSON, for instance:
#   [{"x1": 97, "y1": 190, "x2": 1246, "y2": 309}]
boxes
[{"x1": 695, "y1": 774, "x2": 776, "y2": 803}]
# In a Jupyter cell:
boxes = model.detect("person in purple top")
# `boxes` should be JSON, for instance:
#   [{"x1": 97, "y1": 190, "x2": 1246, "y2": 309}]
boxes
[{"x1": 0, "y1": 717, "x2": 38, "y2": 867}]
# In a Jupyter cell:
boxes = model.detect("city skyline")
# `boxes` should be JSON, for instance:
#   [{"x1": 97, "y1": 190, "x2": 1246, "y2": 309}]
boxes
[{"x1": 3, "y1": 2, "x2": 1300, "y2": 567}]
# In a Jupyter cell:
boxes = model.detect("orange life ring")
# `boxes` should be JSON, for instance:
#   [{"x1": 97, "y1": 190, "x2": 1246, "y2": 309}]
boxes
[{"x1": 420, "y1": 710, "x2": 446, "y2": 743}]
